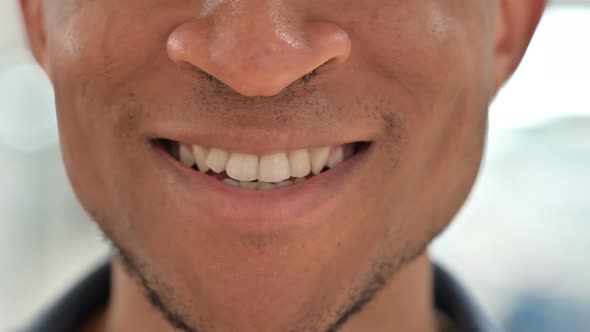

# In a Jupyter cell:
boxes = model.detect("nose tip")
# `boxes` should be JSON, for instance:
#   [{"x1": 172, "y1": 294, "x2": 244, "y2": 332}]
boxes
[{"x1": 167, "y1": 18, "x2": 351, "y2": 97}]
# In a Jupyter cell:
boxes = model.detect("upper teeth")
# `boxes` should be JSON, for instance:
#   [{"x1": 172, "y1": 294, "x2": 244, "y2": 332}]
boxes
[
  {"x1": 288, "y1": 149, "x2": 311, "y2": 178},
  {"x1": 309, "y1": 147, "x2": 330, "y2": 175},
  {"x1": 258, "y1": 152, "x2": 291, "y2": 183},
  {"x1": 177, "y1": 143, "x2": 356, "y2": 183},
  {"x1": 206, "y1": 148, "x2": 230, "y2": 173}
]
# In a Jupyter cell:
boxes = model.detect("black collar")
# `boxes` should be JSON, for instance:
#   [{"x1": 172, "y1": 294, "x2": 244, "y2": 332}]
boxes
[{"x1": 26, "y1": 260, "x2": 500, "y2": 332}]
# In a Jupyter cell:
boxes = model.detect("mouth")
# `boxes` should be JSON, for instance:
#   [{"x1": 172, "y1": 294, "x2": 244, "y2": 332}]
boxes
[
  {"x1": 150, "y1": 135, "x2": 374, "y2": 226},
  {"x1": 156, "y1": 139, "x2": 372, "y2": 191}
]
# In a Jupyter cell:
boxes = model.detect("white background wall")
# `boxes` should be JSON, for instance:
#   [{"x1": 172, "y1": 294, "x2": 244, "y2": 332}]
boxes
[{"x1": 0, "y1": 1, "x2": 26, "y2": 52}]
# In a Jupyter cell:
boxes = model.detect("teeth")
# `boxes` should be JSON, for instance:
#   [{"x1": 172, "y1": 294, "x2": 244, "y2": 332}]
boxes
[
  {"x1": 179, "y1": 143, "x2": 361, "y2": 186},
  {"x1": 294, "y1": 177, "x2": 306, "y2": 184},
  {"x1": 326, "y1": 146, "x2": 344, "y2": 169},
  {"x1": 226, "y1": 152, "x2": 259, "y2": 181},
  {"x1": 239, "y1": 181, "x2": 258, "y2": 190},
  {"x1": 276, "y1": 180, "x2": 293, "y2": 188},
  {"x1": 258, "y1": 152, "x2": 290, "y2": 183},
  {"x1": 179, "y1": 145, "x2": 196, "y2": 167},
  {"x1": 309, "y1": 146, "x2": 330, "y2": 175},
  {"x1": 192, "y1": 145, "x2": 210, "y2": 173},
  {"x1": 343, "y1": 144, "x2": 355, "y2": 160},
  {"x1": 206, "y1": 148, "x2": 230, "y2": 173},
  {"x1": 288, "y1": 149, "x2": 311, "y2": 178},
  {"x1": 257, "y1": 181, "x2": 276, "y2": 190},
  {"x1": 226, "y1": 179, "x2": 296, "y2": 190},
  {"x1": 222, "y1": 178, "x2": 239, "y2": 186}
]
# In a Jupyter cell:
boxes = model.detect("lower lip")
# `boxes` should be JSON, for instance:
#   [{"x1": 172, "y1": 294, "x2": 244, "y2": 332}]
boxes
[{"x1": 152, "y1": 143, "x2": 372, "y2": 228}]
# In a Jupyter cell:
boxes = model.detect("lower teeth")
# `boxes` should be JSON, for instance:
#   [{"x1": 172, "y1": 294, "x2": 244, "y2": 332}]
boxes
[
  {"x1": 191, "y1": 163, "x2": 319, "y2": 191},
  {"x1": 200, "y1": 169, "x2": 313, "y2": 191},
  {"x1": 222, "y1": 177, "x2": 306, "y2": 191}
]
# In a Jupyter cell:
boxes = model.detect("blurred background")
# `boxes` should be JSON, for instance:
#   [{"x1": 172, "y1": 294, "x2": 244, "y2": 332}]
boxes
[{"x1": 1, "y1": 1, "x2": 589, "y2": 331}]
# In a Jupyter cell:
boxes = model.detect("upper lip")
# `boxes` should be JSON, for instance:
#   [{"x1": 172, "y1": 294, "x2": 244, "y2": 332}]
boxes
[{"x1": 147, "y1": 125, "x2": 375, "y2": 155}]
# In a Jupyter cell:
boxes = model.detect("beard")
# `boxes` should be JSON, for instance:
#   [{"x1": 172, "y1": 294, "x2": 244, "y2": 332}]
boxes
[{"x1": 104, "y1": 232, "x2": 431, "y2": 332}]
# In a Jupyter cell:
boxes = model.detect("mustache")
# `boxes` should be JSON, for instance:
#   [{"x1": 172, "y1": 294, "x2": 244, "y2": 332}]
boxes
[
  {"x1": 183, "y1": 67, "x2": 325, "y2": 121},
  {"x1": 109, "y1": 61, "x2": 406, "y2": 142}
]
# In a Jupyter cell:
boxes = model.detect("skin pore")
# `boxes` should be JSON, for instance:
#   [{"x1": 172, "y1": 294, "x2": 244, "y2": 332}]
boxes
[{"x1": 20, "y1": 0, "x2": 545, "y2": 331}]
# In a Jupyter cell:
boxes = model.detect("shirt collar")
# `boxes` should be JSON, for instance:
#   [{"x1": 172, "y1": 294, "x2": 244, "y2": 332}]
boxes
[{"x1": 26, "y1": 260, "x2": 500, "y2": 332}]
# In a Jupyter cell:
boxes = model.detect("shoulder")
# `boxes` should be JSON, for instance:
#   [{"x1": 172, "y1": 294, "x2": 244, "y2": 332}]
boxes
[
  {"x1": 434, "y1": 264, "x2": 502, "y2": 332},
  {"x1": 23, "y1": 260, "x2": 496, "y2": 332},
  {"x1": 22, "y1": 261, "x2": 111, "y2": 332}
]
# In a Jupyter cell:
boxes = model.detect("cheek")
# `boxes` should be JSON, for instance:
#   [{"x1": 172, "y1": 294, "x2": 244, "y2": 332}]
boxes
[
  {"x1": 44, "y1": 5, "x2": 157, "y2": 221},
  {"x1": 354, "y1": 1, "x2": 493, "y2": 105},
  {"x1": 351, "y1": 2, "x2": 492, "y2": 237}
]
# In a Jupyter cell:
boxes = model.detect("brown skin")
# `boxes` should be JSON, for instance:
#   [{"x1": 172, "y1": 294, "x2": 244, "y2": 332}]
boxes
[{"x1": 21, "y1": 0, "x2": 545, "y2": 331}]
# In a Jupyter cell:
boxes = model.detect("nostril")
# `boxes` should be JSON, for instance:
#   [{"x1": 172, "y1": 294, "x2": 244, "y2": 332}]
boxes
[{"x1": 300, "y1": 59, "x2": 333, "y2": 84}]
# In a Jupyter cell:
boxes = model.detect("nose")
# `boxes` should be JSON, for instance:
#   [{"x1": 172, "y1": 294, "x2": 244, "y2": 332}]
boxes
[{"x1": 166, "y1": 1, "x2": 351, "y2": 97}]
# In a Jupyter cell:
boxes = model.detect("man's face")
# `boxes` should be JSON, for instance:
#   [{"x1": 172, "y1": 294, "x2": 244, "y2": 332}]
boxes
[{"x1": 39, "y1": 0, "x2": 496, "y2": 331}]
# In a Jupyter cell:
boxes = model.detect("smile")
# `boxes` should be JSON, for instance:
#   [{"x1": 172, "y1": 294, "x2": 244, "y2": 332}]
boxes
[
  {"x1": 151, "y1": 136, "x2": 373, "y2": 225},
  {"x1": 161, "y1": 140, "x2": 370, "y2": 191}
]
